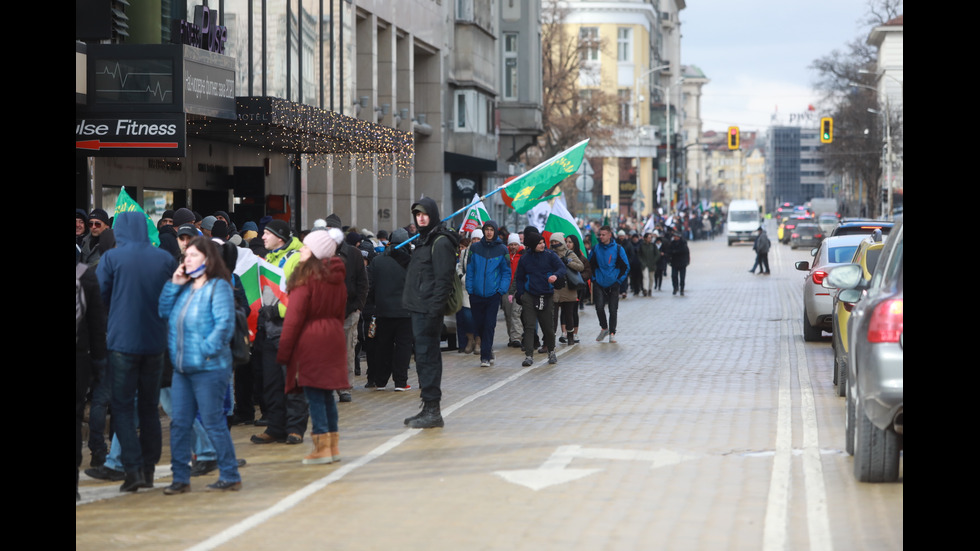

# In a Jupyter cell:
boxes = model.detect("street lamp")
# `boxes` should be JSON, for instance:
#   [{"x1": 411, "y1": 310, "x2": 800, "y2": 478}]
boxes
[
  {"x1": 633, "y1": 64, "x2": 670, "y2": 219},
  {"x1": 651, "y1": 77, "x2": 685, "y2": 212}
]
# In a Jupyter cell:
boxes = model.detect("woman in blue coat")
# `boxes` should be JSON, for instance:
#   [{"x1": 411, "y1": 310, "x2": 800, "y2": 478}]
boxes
[{"x1": 158, "y1": 237, "x2": 241, "y2": 494}]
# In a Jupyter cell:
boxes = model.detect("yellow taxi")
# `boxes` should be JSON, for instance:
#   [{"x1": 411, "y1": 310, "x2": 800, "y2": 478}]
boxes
[{"x1": 831, "y1": 236, "x2": 885, "y2": 396}]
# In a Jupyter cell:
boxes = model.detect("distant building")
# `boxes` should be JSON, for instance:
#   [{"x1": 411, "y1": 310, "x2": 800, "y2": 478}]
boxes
[
  {"x1": 867, "y1": 14, "x2": 903, "y2": 213},
  {"x1": 765, "y1": 126, "x2": 831, "y2": 211}
]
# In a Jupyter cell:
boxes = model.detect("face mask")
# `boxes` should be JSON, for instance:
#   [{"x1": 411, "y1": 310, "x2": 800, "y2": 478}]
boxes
[{"x1": 187, "y1": 262, "x2": 207, "y2": 278}]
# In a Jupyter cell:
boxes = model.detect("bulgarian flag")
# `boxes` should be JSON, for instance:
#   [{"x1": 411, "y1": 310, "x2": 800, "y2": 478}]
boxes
[
  {"x1": 543, "y1": 195, "x2": 586, "y2": 257},
  {"x1": 113, "y1": 187, "x2": 160, "y2": 246},
  {"x1": 460, "y1": 199, "x2": 490, "y2": 232},
  {"x1": 500, "y1": 139, "x2": 589, "y2": 214},
  {"x1": 234, "y1": 248, "x2": 289, "y2": 342}
]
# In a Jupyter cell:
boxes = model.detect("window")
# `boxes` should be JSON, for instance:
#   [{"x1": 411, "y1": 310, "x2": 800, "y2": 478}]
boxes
[
  {"x1": 579, "y1": 27, "x2": 598, "y2": 62},
  {"x1": 618, "y1": 88, "x2": 631, "y2": 125},
  {"x1": 504, "y1": 33, "x2": 518, "y2": 100},
  {"x1": 617, "y1": 28, "x2": 632, "y2": 62},
  {"x1": 457, "y1": 92, "x2": 467, "y2": 128},
  {"x1": 577, "y1": 89, "x2": 593, "y2": 114}
]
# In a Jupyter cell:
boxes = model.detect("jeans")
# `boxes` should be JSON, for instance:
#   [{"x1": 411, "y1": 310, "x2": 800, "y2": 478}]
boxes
[
  {"x1": 593, "y1": 283, "x2": 620, "y2": 334},
  {"x1": 159, "y1": 387, "x2": 217, "y2": 462},
  {"x1": 109, "y1": 351, "x2": 164, "y2": 473},
  {"x1": 469, "y1": 294, "x2": 501, "y2": 362},
  {"x1": 304, "y1": 387, "x2": 339, "y2": 434},
  {"x1": 411, "y1": 312, "x2": 444, "y2": 402},
  {"x1": 170, "y1": 368, "x2": 241, "y2": 485},
  {"x1": 87, "y1": 360, "x2": 111, "y2": 459},
  {"x1": 671, "y1": 266, "x2": 687, "y2": 291}
]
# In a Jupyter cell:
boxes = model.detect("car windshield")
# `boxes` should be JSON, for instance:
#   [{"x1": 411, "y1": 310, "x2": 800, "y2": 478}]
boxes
[
  {"x1": 730, "y1": 211, "x2": 758, "y2": 222},
  {"x1": 828, "y1": 245, "x2": 859, "y2": 263}
]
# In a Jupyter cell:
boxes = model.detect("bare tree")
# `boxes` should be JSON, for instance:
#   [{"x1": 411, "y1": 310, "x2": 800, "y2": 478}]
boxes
[
  {"x1": 528, "y1": 1, "x2": 618, "y2": 213},
  {"x1": 810, "y1": 0, "x2": 902, "y2": 217}
]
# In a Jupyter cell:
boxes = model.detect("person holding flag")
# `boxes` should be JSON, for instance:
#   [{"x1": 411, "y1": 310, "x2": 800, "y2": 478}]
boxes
[{"x1": 465, "y1": 220, "x2": 511, "y2": 367}]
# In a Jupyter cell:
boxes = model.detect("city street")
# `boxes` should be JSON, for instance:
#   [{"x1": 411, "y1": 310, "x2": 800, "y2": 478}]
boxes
[{"x1": 76, "y1": 229, "x2": 903, "y2": 551}]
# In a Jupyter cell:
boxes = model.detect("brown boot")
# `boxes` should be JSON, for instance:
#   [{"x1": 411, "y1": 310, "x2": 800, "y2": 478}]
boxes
[
  {"x1": 463, "y1": 334, "x2": 475, "y2": 354},
  {"x1": 302, "y1": 434, "x2": 333, "y2": 465},
  {"x1": 328, "y1": 432, "x2": 341, "y2": 463},
  {"x1": 473, "y1": 336, "x2": 482, "y2": 355}
]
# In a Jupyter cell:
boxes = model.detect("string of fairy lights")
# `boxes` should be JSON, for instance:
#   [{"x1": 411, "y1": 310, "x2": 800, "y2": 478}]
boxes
[{"x1": 187, "y1": 96, "x2": 415, "y2": 176}]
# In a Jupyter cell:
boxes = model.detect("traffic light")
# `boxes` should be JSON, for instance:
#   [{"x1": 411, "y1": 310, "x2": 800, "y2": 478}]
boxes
[
  {"x1": 820, "y1": 117, "x2": 833, "y2": 143},
  {"x1": 727, "y1": 126, "x2": 739, "y2": 150}
]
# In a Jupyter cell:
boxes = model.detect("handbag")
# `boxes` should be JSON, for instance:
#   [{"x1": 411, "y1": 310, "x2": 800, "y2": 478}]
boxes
[{"x1": 566, "y1": 268, "x2": 585, "y2": 288}]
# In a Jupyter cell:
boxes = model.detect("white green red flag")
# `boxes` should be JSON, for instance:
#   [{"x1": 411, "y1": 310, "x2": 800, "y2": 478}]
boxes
[
  {"x1": 499, "y1": 139, "x2": 589, "y2": 214},
  {"x1": 460, "y1": 199, "x2": 491, "y2": 232},
  {"x1": 234, "y1": 248, "x2": 289, "y2": 342},
  {"x1": 543, "y1": 195, "x2": 586, "y2": 257}
]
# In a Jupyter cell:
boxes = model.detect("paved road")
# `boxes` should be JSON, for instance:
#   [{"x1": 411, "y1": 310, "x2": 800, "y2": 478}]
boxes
[{"x1": 76, "y1": 230, "x2": 903, "y2": 551}]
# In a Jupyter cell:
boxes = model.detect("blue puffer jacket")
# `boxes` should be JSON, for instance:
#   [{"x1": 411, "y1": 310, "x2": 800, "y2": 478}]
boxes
[
  {"x1": 588, "y1": 240, "x2": 630, "y2": 288},
  {"x1": 159, "y1": 278, "x2": 235, "y2": 374},
  {"x1": 466, "y1": 222, "x2": 511, "y2": 298}
]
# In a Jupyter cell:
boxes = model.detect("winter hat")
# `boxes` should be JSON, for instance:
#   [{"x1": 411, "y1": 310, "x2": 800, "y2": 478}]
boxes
[
  {"x1": 162, "y1": 209, "x2": 175, "y2": 220},
  {"x1": 390, "y1": 228, "x2": 409, "y2": 245},
  {"x1": 173, "y1": 208, "x2": 195, "y2": 227},
  {"x1": 265, "y1": 219, "x2": 291, "y2": 241},
  {"x1": 211, "y1": 220, "x2": 229, "y2": 240},
  {"x1": 89, "y1": 208, "x2": 110, "y2": 225},
  {"x1": 313, "y1": 218, "x2": 327, "y2": 229},
  {"x1": 304, "y1": 230, "x2": 339, "y2": 259},
  {"x1": 507, "y1": 234, "x2": 521, "y2": 245},
  {"x1": 241, "y1": 221, "x2": 258, "y2": 233},
  {"x1": 470, "y1": 229, "x2": 484, "y2": 240},
  {"x1": 325, "y1": 213, "x2": 343, "y2": 228},
  {"x1": 345, "y1": 232, "x2": 362, "y2": 246},
  {"x1": 326, "y1": 227, "x2": 345, "y2": 245},
  {"x1": 549, "y1": 232, "x2": 565, "y2": 244},
  {"x1": 214, "y1": 210, "x2": 231, "y2": 222},
  {"x1": 525, "y1": 232, "x2": 544, "y2": 252},
  {"x1": 201, "y1": 216, "x2": 217, "y2": 231}
]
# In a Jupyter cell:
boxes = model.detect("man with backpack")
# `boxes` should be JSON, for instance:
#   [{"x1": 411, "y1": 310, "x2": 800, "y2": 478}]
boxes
[
  {"x1": 588, "y1": 226, "x2": 630, "y2": 344},
  {"x1": 402, "y1": 197, "x2": 459, "y2": 429}
]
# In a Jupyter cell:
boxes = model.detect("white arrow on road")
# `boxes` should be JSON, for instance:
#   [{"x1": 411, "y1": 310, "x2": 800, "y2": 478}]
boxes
[{"x1": 494, "y1": 445, "x2": 698, "y2": 491}]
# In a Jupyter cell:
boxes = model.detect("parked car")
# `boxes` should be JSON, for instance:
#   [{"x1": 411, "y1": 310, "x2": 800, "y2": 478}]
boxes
[
  {"x1": 779, "y1": 215, "x2": 813, "y2": 244},
  {"x1": 794, "y1": 234, "x2": 868, "y2": 341},
  {"x1": 830, "y1": 220, "x2": 893, "y2": 237},
  {"x1": 830, "y1": 236, "x2": 885, "y2": 396},
  {"x1": 789, "y1": 223, "x2": 823, "y2": 250},
  {"x1": 827, "y1": 218, "x2": 903, "y2": 482}
]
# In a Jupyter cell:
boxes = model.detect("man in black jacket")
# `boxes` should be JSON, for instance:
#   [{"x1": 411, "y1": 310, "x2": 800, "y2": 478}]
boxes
[
  {"x1": 367, "y1": 228, "x2": 413, "y2": 390},
  {"x1": 325, "y1": 215, "x2": 369, "y2": 402},
  {"x1": 402, "y1": 197, "x2": 458, "y2": 428}
]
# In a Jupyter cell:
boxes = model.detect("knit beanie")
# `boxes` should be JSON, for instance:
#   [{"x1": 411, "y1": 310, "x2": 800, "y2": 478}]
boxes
[{"x1": 304, "y1": 230, "x2": 339, "y2": 259}]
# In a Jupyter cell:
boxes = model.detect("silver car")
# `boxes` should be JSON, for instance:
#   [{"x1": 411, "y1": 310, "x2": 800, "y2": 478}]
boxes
[
  {"x1": 828, "y1": 218, "x2": 903, "y2": 482},
  {"x1": 794, "y1": 234, "x2": 868, "y2": 341}
]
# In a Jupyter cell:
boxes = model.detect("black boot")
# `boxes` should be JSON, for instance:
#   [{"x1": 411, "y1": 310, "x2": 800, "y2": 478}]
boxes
[
  {"x1": 405, "y1": 401, "x2": 444, "y2": 429},
  {"x1": 120, "y1": 470, "x2": 146, "y2": 493},
  {"x1": 141, "y1": 465, "x2": 155, "y2": 488}
]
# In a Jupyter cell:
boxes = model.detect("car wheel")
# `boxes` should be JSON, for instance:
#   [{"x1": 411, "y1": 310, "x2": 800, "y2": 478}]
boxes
[
  {"x1": 853, "y1": 404, "x2": 900, "y2": 482},
  {"x1": 802, "y1": 307, "x2": 822, "y2": 342},
  {"x1": 845, "y1": 382, "x2": 855, "y2": 455}
]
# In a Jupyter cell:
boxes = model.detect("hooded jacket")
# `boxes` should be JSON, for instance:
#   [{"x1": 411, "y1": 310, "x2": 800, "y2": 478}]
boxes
[
  {"x1": 465, "y1": 220, "x2": 511, "y2": 298},
  {"x1": 588, "y1": 238, "x2": 630, "y2": 288},
  {"x1": 97, "y1": 211, "x2": 177, "y2": 354},
  {"x1": 513, "y1": 233, "x2": 566, "y2": 300},
  {"x1": 403, "y1": 197, "x2": 459, "y2": 315}
]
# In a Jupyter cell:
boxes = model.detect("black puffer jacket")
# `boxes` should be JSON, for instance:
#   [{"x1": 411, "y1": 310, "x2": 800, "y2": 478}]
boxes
[{"x1": 402, "y1": 197, "x2": 459, "y2": 316}]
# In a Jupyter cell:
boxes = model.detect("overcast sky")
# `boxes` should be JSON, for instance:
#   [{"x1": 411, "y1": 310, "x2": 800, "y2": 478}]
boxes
[{"x1": 681, "y1": 0, "x2": 880, "y2": 133}]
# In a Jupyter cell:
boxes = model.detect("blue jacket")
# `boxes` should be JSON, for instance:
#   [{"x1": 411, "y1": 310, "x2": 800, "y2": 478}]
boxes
[
  {"x1": 513, "y1": 247, "x2": 566, "y2": 299},
  {"x1": 159, "y1": 278, "x2": 235, "y2": 374},
  {"x1": 466, "y1": 223, "x2": 511, "y2": 298},
  {"x1": 97, "y1": 211, "x2": 177, "y2": 355},
  {"x1": 588, "y1": 240, "x2": 630, "y2": 288}
]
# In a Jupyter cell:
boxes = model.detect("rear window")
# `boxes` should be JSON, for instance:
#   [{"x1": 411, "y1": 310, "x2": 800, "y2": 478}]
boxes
[
  {"x1": 866, "y1": 249, "x2": 883, "y2": 273},
  {"x1": 828, "y1": 246, "x2": 859, "y2": 263}
]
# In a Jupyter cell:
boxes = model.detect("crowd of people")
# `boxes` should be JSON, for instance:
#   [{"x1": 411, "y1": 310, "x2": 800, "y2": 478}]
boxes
[{"x1": 75, "y1": 201, "x2": 701, "y2": 499}]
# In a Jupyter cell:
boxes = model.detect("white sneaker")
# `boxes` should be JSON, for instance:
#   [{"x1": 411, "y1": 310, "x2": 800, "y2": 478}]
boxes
[
  {"x1": 609, "y1": 333, "x2": 617, "y2": 343},
  {"x1": 480, "y1": 360, "x2": 491, "y2": 367}
]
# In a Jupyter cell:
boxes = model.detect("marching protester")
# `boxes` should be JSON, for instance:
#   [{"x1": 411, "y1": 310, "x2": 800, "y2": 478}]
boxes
[
  {"x1": 588, "y1": 226, "x2": 629, "y2": 344},
  {"x1": 466, "y1": 220, "x2": 511, "y2": 367},
  {"x1": 513, "y1": 231, "x2": 566, "y2": 366},
  {"x1": 549, "y1": 232, "x2": 585, "y2": 346}
]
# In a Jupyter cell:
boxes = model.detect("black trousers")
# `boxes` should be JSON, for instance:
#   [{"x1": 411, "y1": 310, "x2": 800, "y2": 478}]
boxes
[{"x1": 372, "y1": 317, "x2": 413, "y2": 388}]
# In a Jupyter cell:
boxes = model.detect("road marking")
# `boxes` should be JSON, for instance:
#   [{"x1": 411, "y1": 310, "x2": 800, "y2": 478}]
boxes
[
  {"x1": 494, "y1": 445, "x2": 698, "y2": 491},
  {"x1": 763, "y1": 320, "x2": 793, "y2": 551},
  {"x1": 185, "y1": 347, "x2": 574, "y2": 551}
]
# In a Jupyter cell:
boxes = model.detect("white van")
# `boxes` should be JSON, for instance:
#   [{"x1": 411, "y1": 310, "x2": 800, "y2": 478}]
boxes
[{"x1": 726, "y1": 199, "x2": 761, "y2": 246}]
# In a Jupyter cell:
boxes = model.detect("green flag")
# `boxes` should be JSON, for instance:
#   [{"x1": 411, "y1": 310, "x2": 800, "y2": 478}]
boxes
[
  {"x1": 113, "y1": 187, "x2": 160, "y2": 246},
  {"x1": 501, "y1": 139, "x2": 589, "y2": 214}
]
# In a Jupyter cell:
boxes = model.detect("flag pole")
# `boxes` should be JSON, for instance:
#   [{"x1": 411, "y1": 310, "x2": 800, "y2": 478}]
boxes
[{"x1": 394, "y1": 138, "x2": 590, "y2": 249}]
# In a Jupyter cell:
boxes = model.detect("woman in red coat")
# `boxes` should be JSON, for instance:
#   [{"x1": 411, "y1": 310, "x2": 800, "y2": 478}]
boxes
[{"x1": 277, "y1": 228, "x2": 348, "y2": 465}]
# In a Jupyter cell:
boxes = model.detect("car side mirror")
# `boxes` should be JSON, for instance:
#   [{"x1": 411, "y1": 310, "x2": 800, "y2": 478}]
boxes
[
  {"x1": 838, "y1": 288, "x2": 862, "y2": 304},
  {"x1": 826, "y1": 264, "x2": 862, "y2": 290},
  {"x1": 795, "y1": 260, "x2": 810, "y2": 271}
]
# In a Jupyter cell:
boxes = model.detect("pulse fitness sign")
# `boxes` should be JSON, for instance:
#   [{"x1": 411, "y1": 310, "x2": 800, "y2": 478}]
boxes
[{"x1": 77, "y1": 4, "x2": 236, "y2": 157}]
